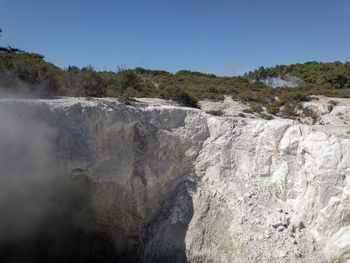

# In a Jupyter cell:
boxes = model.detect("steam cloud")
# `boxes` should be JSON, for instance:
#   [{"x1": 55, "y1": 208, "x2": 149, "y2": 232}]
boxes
[
  {"x1": 262, "y1": 75, "x2": 301, "y2": 88},
  {"x1": 0, "y1": 90, "x2": 118, "y2": 263},
  {"x1": 0, "y1": 102, "x2": 60, "y2": 254}
]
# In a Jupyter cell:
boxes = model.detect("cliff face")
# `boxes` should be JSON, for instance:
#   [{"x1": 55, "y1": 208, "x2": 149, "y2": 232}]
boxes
[{"x1": 0, "y1": 97, "x2": 349, "y2": 262}]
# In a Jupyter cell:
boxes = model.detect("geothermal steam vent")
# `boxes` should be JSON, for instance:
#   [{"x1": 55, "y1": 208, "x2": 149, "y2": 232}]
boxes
[{"x1": 0, "y1": 97, "x2": 349, "y2": 263}]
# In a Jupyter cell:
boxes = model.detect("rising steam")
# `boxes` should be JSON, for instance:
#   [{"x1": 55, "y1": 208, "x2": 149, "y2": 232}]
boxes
[
  {"x1": 262, "y1": 75, "x2": 301, "y2": 88},
  {"x1": 0, "y1": 91, "x2": 117, "y2": 263}
]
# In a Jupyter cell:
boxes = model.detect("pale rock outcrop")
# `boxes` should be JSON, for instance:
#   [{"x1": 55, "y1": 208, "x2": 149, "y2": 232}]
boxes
[{"x1": 0, "y1": 97, "x2": 349, "y2": 262}]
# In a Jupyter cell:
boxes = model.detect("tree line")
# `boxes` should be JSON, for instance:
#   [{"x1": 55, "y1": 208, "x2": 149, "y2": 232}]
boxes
[{"x1": 244, "y1": 61, "x2": 350, "y2": 89}]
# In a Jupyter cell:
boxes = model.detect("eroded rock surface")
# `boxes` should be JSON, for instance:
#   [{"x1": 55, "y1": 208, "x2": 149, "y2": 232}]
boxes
[{"x1": 0, "y1": 97, "x2": 349, "y2": 262}]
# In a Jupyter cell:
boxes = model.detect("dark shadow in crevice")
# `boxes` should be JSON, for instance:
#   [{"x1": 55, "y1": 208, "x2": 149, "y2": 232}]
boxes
[
  {"x1": 140, "y1": 179, "x2": 195, "y2": 263},
  {"x1": 0, "y1": 174, "x2": 120, "y2": 263},
  {"x1": 0, "y1": 174, "x2": 196, "y2": 263}
]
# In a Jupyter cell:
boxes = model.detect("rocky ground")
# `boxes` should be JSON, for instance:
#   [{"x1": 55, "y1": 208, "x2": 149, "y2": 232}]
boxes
[{"x1": 0, "y1": 96, "x2": 349, "y2": 262}]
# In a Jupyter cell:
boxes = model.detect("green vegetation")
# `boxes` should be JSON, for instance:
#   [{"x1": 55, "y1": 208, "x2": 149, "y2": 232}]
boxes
[
  {"x1": 0, "y1": 51, "x2": 269, "y2": 108},
  {"x1": 244, "y1": 61, "x2": 350, "y2": 88},
  {"x1": 1, "y1": 34, "x2": 350, "y2": 116}
]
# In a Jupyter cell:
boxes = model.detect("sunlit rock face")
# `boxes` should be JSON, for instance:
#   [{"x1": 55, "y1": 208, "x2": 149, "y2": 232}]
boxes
[{"x1": 0, "y1": 97, "x2": 349, "y2": 263}]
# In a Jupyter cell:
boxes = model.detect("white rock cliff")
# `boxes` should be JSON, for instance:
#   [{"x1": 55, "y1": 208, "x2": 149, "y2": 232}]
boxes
[{"x1": 0, "y1": 97, "x2": 349, "y2": 262}]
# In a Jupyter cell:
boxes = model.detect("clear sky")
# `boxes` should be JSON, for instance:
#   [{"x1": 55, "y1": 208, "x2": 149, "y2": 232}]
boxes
[{"x1": 0, "y1": 0, "x2": 349, "y2": 75}]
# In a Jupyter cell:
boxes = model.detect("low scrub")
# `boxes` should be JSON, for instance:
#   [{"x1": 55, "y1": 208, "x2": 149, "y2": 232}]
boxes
[{"x1": 1, "y1": 51, "x2": 350, "y2": 112}]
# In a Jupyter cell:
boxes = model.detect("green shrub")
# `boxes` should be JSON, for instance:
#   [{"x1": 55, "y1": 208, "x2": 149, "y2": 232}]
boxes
[
  {"x1": 249, "y1": 102, "x2": 263, "y2": 113},
  {"x1": 267, "y1": 104, "x2": 280, "y2": 115},
  {"x1": 171, "y1": 89, "x2": 199, "y2": 108},
  {"x1": 117, "y1": 68, "x2": 142, "y2": 92},
  {"x1": 302, "y1": 107, "x2": 319, "y2": 124},
  {"x1": 281, "y1": 102, "x2": 301, "y2": 119}
]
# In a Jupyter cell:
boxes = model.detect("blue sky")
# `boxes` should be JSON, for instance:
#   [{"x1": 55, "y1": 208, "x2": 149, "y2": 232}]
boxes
[{"x1": 0, "y1": 0, "x2": 349, "y2": 75}]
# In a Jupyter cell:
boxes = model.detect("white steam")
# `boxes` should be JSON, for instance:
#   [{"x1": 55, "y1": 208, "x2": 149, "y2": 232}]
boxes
[
  {"x1": 262, "y1": 75, "x2": 301, "y2": 88},
  {"x1": 0, "y1": 106, "x2": 59, "y2": 243}
]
